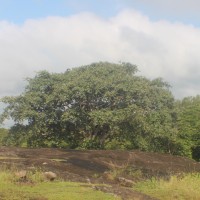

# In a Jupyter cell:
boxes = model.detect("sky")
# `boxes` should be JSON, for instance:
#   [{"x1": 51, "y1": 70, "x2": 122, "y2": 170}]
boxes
[{"x1": 0, "y1": 0, "x2": 200, "y2": 108}]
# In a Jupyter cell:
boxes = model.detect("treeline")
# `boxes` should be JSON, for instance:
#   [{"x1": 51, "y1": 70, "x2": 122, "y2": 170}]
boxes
[{"x1": 0, "y1": 62, "x2": 199, "y2": 160}]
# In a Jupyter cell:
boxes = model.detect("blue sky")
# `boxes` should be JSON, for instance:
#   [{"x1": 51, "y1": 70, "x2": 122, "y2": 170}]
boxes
[
  {"x1": 0, "y1": 0, "x2": 199, "y2": 26},
  {"x1": 0, "y1": 0, "x2": 118, "y2": 23}
]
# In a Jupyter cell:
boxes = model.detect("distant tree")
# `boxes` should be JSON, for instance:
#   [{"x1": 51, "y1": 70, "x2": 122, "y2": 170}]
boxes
[
  {"x1": 0, "y1": 62, "x2": 179, "y2": 153},
  {"x1": 176, "y1": 96, "x2": 200, "y2": 160}
]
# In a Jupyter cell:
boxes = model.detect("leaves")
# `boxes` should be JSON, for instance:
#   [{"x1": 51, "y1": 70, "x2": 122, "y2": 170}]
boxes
[
  {"x1": 0, "y1": 62, "x2": 178, "y2": 153},
  {"x1": 176, "y1": 96, "x2": 200, "y2": 159}
]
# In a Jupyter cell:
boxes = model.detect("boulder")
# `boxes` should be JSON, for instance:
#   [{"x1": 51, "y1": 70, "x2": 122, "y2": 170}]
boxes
[
  {"x1": 14, "y1": 170, "x2": 27, "y2": 180},
  {"x1": 44, "y1": 171, "x2": 57, "y2": 181},
  {"x1": 117, "y1": 177, "x2": 135, "y2": 187}
]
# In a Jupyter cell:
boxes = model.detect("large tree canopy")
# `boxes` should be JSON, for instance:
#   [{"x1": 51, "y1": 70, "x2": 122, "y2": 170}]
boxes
[{"x1": 0, "y1": 62, "x2": 180, "y2": 153}]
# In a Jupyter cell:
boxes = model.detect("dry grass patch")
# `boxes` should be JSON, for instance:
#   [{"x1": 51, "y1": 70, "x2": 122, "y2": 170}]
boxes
[{"x1": 135, "y1": 173, "x2": 200, "y2": 200}]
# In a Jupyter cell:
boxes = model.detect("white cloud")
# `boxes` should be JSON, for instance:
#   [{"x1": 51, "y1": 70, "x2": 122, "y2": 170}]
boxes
[{"x1": 0, "y1": 9, "x2": 200, "y2": 101}]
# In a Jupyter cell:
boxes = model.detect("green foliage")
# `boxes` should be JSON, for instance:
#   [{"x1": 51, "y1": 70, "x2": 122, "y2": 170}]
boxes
[
  {"x1": 0, "y1": 62, "x2": 183, "y2": 155},
  {"x1": 0, "y1": 128, "x2": 8, "y2": 145},
  {"x1": 104, "y1": 139, "x2": 132, "y2": 150},
  {"x1": 176, "y1": 95, "x2": 200, "y2": 160}
]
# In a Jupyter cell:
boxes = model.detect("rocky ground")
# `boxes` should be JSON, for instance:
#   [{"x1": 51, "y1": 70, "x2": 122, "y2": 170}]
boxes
[{"x1": 0, "y1": 147, "x2": 200, "y2": 200}]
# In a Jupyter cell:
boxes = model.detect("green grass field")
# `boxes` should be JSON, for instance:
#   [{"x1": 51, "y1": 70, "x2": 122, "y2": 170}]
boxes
[
  {"x1": 135, "y1": 173, "x2": 200, "y2": 200},
  {"x1": 1, "y1": 164, "x2": 200, "y2": 200},
  {"x1": 0, "y1": 169, "x2": 120, "y2": 200}
]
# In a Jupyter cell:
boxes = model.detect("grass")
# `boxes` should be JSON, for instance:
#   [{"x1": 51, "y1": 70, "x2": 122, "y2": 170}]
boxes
[
  {"x1": 0, "y1": 168, "x2": 120, "y2": 200},
  {"x1": 135, "y1": 173, "x2": 200, "y2": 200},
  {"x1": 0, "y1": 156, "x2": 21, "y2": 160},
  {"x1": 105, "y1": 160, "x2": 143, "y2": 181}
]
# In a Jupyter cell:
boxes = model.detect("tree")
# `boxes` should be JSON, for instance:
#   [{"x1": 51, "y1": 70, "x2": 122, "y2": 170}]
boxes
[
  {"x1": 176, "y1": 96, "x2": 200, "y2": 160},
  {"x1": 0, "y1": 62, "x2": 178, "y2": 153},
  {"x1": 0, "y1": 128, "x2": 8, "y2": 145}
]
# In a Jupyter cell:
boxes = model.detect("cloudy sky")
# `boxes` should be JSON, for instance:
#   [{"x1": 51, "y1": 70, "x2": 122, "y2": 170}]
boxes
[{"x1": 0, "y1": 0, "x2": 200, "y2": 102}]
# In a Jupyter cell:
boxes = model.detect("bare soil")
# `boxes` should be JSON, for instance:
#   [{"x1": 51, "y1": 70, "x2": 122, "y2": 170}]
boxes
[{"x1": 0, "y1": 147, "x2": 200, "y2": 200}]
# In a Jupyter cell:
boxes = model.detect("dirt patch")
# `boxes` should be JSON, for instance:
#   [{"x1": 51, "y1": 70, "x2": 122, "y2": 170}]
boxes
[{"x1": 0, "y1": 147, "x2": 200, "y2": 200}]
